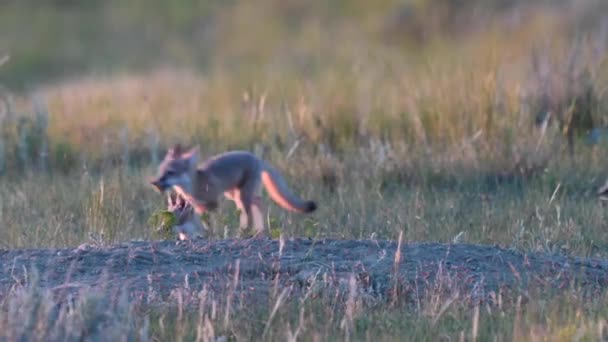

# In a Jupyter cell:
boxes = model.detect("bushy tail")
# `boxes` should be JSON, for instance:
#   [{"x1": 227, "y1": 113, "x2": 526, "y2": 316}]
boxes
[{"x1": 261, "y1": 162, "x2": 317, "y2": 213}]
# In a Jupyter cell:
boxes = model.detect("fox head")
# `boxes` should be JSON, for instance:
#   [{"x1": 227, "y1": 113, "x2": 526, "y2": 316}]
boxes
[{"x1": 150, "y1": 144, "x2": 199, "y2": 193}]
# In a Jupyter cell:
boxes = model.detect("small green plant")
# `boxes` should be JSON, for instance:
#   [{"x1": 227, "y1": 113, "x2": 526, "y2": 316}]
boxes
[
  {"x1": 302, "y1": 218, "x2": 319, "y2": 238},
  {"x1": 268, "y1": 215, "x2": 282, "y2": 239},
  {"x1": 148, "y1": 209, "x2": 178, "y2": 240}
]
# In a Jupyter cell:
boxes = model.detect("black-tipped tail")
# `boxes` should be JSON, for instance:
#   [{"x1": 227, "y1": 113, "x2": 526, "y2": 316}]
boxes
[{"x1": 305, "y1": 201, "x2": 317, "y2": 213}]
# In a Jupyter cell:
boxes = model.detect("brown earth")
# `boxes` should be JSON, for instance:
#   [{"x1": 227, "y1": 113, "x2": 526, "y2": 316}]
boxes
[{"x1": 1, "y1": 238, "x2": 608, "y2": 305}]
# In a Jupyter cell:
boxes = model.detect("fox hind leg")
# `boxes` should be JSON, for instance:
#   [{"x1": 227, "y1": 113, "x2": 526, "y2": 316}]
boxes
[
  {"x1": 237, "y1": 174, "x2": 266, "y2": 237},
  {"x1": 238, "y1": 183, "x2": 266, "y2": 238},
  {"x1": 226, "y1": 178, "x2": 266, "y2": 238},
  {"x1": 250, "y1": 196, "x2": 265, "y2": 236},
  {"x1": 240, "y1": 196, "x2": 265, "y2": 238}
]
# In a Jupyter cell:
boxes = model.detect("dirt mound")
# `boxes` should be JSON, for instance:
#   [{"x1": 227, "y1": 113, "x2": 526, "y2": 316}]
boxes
[{"x1": 1, "y1": 239, "x2": 607, "y2": 304}]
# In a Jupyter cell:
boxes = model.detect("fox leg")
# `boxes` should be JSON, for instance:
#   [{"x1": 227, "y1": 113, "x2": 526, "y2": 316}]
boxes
[
  {"x1": 250, "y1": 196, "x2": 264, "y2": 234},
  {"x1": 238, "y1": 193, "x2": 255, "y2": 234},
  {"x1": 225, "y1": 190, "x2": 249, "y2": 230},
  {"x1": 236, "y1": 196, "x2": 249, "y2": 231},
  {"x1": 239, "y1": 199, "x2": 265, "y2": 237},
  {"x1": 225, "y1": 184, "x2": 265, "y2": 237},
  {"x1": 238, "y1": 180, "x2": 267, "y2": 237}
]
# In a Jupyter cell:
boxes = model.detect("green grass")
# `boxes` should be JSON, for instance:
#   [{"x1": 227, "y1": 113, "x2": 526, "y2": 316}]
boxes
[
  {"x1": 1, "y1": 160, "x2": 608, "y2": 256},
  {"x1": 1, "y1": 0, "x2": 608, "y2": 340},
  {"x1": 1, "y1": 152, "x2": 608, "y2": 340}
]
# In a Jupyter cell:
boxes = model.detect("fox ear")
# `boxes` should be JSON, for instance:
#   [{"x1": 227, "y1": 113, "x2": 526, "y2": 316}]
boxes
[
  {"x1": 185, "y1": 145, "x2": 199, "y2": 155},
  {"x1": 169, "y1": 144, "x2": 183, "y2": 157},
  {"x1": 183, "y1": 146, "x2": 199, "y2": 166}
]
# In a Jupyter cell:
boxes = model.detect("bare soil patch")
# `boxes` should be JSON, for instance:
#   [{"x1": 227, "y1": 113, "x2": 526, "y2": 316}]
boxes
[{"x1": 1, "y1": 239, "x2": 607, "y2": 304}]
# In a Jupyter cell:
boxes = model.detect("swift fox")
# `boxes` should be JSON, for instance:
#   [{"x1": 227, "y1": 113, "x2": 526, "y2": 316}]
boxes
[
  {"x1": 150, "y1": 144, "x2": 317, "y2": 236},
  {"x1": 165, "y1": 191, "x2": 205, "y2": 241}
]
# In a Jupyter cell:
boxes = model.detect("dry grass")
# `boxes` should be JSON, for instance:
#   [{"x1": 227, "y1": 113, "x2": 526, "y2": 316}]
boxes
[{"x1": 1, "y1": 263, "x2": 607, "y2": 341}]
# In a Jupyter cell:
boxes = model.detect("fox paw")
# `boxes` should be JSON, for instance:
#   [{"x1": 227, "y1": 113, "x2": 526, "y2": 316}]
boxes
[
  {"x1": 237, "y1": 228, "x2": 261, "y2": 239},
  {"x1": 251, "y1": 230, "x2": 269, "y2": 240}
]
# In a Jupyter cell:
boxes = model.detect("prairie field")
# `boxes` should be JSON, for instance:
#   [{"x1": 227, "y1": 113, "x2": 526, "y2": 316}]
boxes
[{"x1": 1, "y1": 0, "x2": 608, "y2": 341}]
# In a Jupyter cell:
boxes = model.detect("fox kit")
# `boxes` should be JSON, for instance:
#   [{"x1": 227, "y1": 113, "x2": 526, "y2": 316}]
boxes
[
  {"x1": 165, "y1": 191, "x2": 205, "y2": 241},
  {"x1": 150, "y1": 144, "x2": 317, "y2": 237}
]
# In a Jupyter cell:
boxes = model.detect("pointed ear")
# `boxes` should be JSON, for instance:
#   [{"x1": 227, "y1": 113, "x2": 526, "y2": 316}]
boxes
[
  {"x1": 169, "y1": 143, "x2": 183, "y2": 157},
  {"x1": 183, "y1": 146, "x2": 199, "y2": 166}
]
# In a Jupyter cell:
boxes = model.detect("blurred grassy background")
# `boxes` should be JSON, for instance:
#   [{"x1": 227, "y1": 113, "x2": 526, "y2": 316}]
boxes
[{"x1": 0, "y1": 0, "x2": 606, "y2": 165}]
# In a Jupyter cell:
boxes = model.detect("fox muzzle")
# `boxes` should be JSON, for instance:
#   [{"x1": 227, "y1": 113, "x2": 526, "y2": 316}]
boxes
[{"x1": 150, "y1": 177, "x2": 168, "y2": 192}]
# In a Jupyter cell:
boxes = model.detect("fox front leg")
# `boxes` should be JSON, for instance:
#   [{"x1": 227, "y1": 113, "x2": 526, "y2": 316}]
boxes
[
  {"x1": 226, "y1": 190, "x2": 248, "y2": 231},
  {"x1": 191, "y1": 199, "x2": 217, "y2": 215}
]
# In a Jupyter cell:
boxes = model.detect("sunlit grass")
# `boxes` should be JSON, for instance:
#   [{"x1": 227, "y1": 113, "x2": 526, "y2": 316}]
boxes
[
  {"x1": 1, "y1": 0, "x2": 608, "y2": 340},
  {"x1": 1, "y1": 268, "x2": 607, "y2": 341}
]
